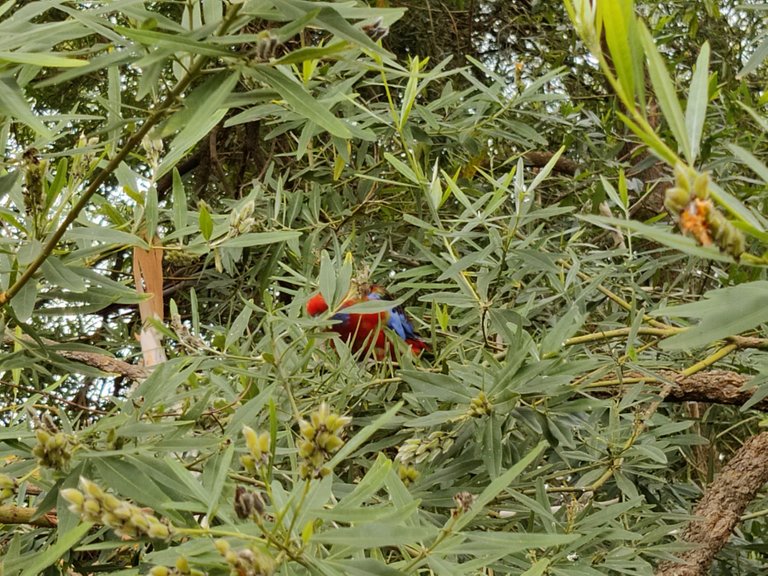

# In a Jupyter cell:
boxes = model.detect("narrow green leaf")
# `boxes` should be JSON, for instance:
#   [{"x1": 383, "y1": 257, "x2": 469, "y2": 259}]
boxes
[
  {"x1": 600, "y1": 0, "x2": 636, "y2": 105},
  {"x1": 727, "y1": 143, "x2": 768, "y2": 185},
  {"x1": 580, "y1": 214, "x2": 734, "y2": 262},
  {"x1": 65, "y1": 227, "x2": 149, "y2": 249},
  {"x1": 327, "y1": 402, "x2": 403, "y2": 468},
  {"x1": 114, "y1": 25, "x2": 231, "y2": 57},
  {"x1": 521, "y1": 559, "x2": 551, "y2": 576},
  {"x1": 172, "y1": 168, "x2": 188, "y2": 234},
  {"x1": 618, "y1": 111, "x2": 678, "y2": 165},
  {"x1": 707, "y1": 180, "x2": 765, "y2": 233},
  {"x1": 11, "y1": 279, "x2": 36, "y2": 322},
  {"x1": 399, "y1": 56, "x2": 423, "y2": 129},
  {"x1": 19, "y1": 522, "x2": 92, "y2": 576},
  {"x1": 272, "y1": 41, "x2": 350, "y2": 65},
  {"x1": 198, "y1": 203, "x2": 213, "y2": 241},
  {"x1": 205, "y1": 443, "x2": 234, "y2": 521},
  {"x1": 0, "y1": 51, "x2": 88, "y2": 67},
  {"x1": 686, "y1": 42, "x2": 710, "y2": 162},
  {"x1": 248, "y1": 66, "x2": 352, "y2": 138},
  {"x1": 157, "y1": 72, "x2": 240, "y2": 178},
  {"x1": 453, "y1": 440, "x2": 548, "y2": 531},
  {"x1": 312, "y1": 524, "x2": 436, "y2": 548},
  {"x1": 225, "y1": 303, "x2": 253, "y2": 349},
  {"x1": 145, "y1": 185, "x2": 158, "y2": 240},
  {"x1": 41, "y1": 256, "x2": 87, "y2": 293},
  {"x1": 384, "y1": 152, "x2": 420, "y2": 184},
  {"x1": 0, "y1": 77, "x2": 52, "y2": 138},
  {"x1": 217, "y1": 231, "x2": 302, "y2": 248},
  {"x1": 639, "y1": 23, "x2": 691, "y2": 163},
  {"x1": 653, "y1": 281, "x2": 768, "y2": 350}
]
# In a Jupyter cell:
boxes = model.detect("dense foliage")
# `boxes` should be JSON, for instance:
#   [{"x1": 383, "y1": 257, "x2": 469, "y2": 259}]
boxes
[{"x1": 2, "y1": 0, "x2": 768, "y2": 575}]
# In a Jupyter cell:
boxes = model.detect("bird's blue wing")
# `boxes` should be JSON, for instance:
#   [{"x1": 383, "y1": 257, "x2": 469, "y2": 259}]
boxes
[{"x1": 366, "y1": 290, "x2": 417, "y2": 341}]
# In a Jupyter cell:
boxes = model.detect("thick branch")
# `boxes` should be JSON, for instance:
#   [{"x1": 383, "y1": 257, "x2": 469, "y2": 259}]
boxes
[
  {"x1": 0, "y1": 505, "x2": 57, "y2": 527},
  {"x1": 4, "y1": 331, "x2": 148, "y2": 380},
  {"x1": 592, "y1": 370, "x2": 764, "y2": 410},
  {"x1": 655, "y1": 432, "x2": 768, "y2": 576}
]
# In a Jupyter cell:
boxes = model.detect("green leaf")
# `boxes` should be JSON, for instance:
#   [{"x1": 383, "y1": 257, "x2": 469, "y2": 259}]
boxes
[
  {"x1": 157, "y1": 72, "x2": 240, "y2": 178},
  {"x1": 727, "y1": 143, "x2": 768, "y2": 185},
  {"x1": 319, "y1": 250, "x2": 337, "y2": 308},
  {"x1": 521, "y1": 559, "x2": 551, "y2": 576},
  {"x1": 686, "y1": 42, "x2": 710, "y2": 162},
  {"x1": 653, "y1": 281, "x2": 768, "y2": 350},
  {"x1": 272, "y1": 41, "x2": 350, "y2": 65},
  {"x1": 455, "y1": 532, "x2": 579, "y2": 555},
  {"x1": 312, "y1": 524, "x2": 437, "y2": 548},
  {"x1": 327, "y1": 401, "x2": 403, "y2": 468},
  {"x1": 0, "y1": 51, "x2": 88, "y2": 67},
  {"x1": 225, "y1": 302, "x2": 253, "y2": 349},
  {"x1": 453, "y1": 440, "x2": 548, "y2": 531},
  {"x1": 41, "y1": 256, "x2": 87, "y2": 293},
  {"x1": 65, "y1": 227, "x2": 149, "y2": 249},
  {"x1": 580, "y1": 214, "x2": 734, "y2": 263},
  {"x1": 247, "y1": 66, "x2": 352, "y2": 138},
  {"x1": 639, "y1": 23, "x2": 691, "y2": 163},
  {"x1": 600, "y1": 0, "x2": 637, "y2": 105},
  {"x1": 19, "y1": 522, "x2": 92, "y2": 576},
  {"x1": 145, "y1": 185, "x2": 158, "y2": 240},
  {"x1": 11, "y1": 279, "x2": 36, "y2": 323},
  {"x1": 114, "y1": 25, "x2": 231, "y2": 57},
  {"x1": 0, "y1": 77, "x2": 52, "y2": 138},
  {"x1": 617, "y1": 111, "x2": 678, "y2": 165},
  {"x1": 172, "y1": 168, "x2": 188, "y2": 234},
  {"x1": 217, "y1": 231, "x2": 302, "y2": 248},
  {"x1": 198, "y1": 203, "x2": 213, "y2": 241}
]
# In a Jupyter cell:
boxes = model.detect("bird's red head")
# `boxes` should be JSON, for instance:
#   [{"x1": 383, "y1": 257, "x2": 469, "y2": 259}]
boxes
[{"x1": 306, "y1": 293, "x2": 329, "y2": 317}]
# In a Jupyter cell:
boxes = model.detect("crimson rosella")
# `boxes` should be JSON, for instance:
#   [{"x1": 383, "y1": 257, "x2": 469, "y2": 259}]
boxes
[{"x1": 306, "y1": 285, "x2": 429, "y2": 358}]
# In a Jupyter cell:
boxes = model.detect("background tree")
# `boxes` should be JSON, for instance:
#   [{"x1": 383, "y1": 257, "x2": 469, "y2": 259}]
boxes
[{"x1": 2, "y1": 0, "x2": 768, "y2": 575}]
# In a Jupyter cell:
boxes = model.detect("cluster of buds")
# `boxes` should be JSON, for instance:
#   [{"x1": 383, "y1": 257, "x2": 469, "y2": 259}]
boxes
[
  {"x1": 215, "y1": 539, "x2": 275, "y2": 576},
  {"x1": 397, "y1": 464, "x2": 420, "y2": 486},
  {"x1": 253, "y1": 31, "x2": 280, "y2": 61},
  {"x1": 141, "y1": 132, "x2": 164, "y2": 172},
  {"x1": 70, "y1": 132, "x2": 100, "y2": 184},
  {"x1": 361, "y1": 17, "x2": 388, "y2": 41},
  {"x1": 149, "y1": 557, "x2": 205, "y2": 576},
  {"x1": 170, "y1": 310, "x2": 207, "y2": 351},
  {"x1": 665, "y1": 164, "x2": 745, "y2": 259},
  {"x1": 228, "y1": 200, "x2": 258, "y2": 236},
  {"x1": 468, "y1": 391, "x2": 492, "y2": 417},
  {"x1": 452, "y1": 491, "x2": 476, "y2": 516},
  {"x1": 241, "y1": 426, "x2": 270, "y2": 475},
  {"x1": 396, "y1": 431, "x2": 454, "y2": 465},
  {"x1": 21, "y1": 147, "x2": 46, "y2": 235},
  {"x1": 0, "y1": 474, "x2": 16, "y2": 503},
  {"x1": 33, "y1": 428, "x2": 76, "y2": 471},
  {"x1": 297, "y1": 403, "x2": 351, "y2": 479},
  {"x1": 61, "y1": 477, "x2": 172, "y2": 540},
  {"x1": 234, "y1": 485, "x2": 265, "y2": 520}
]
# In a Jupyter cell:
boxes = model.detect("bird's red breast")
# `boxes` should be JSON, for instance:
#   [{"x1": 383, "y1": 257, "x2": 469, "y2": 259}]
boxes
[{"x1": 306, "y1": 286, "x2": 428, "y2": 358}]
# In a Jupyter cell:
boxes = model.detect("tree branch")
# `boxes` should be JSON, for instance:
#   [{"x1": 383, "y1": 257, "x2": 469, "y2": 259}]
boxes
[
  {"x1": 0, "y1": 505, "x2": 57, "y2": 527},
  {"x1": 591, "y1": 370, "x2": 765, "y2": 410},
  {"x1": 4, "y1": 331, "x2": 148, "y2": 380},
  {"x1": 655, "y1": 432, "x2": 768, "y2": 576}
]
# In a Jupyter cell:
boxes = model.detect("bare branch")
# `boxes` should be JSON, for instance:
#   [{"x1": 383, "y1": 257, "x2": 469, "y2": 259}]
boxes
[{"x1": 655, "y1": 432, "x2": 768, "y2": 576}]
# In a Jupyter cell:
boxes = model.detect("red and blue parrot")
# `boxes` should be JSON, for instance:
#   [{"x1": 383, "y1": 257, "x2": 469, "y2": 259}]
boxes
[{"x1": 306, "y1": 285, "x2": 429, "y2": 359}]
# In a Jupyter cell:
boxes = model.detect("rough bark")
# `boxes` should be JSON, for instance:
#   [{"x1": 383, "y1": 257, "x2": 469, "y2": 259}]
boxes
[
  {"x1": 592, "y1": 370, "x2": 764, "y2": 410},
  {"x1": 655, "y1": 432, "x2": 768, "y2": 576},
  {"x1": 3, "y1": 331, "x2": 148, "y2": 380},
  {"x1": 0, "y1": 504, "x2": 57, "y2": 527}
]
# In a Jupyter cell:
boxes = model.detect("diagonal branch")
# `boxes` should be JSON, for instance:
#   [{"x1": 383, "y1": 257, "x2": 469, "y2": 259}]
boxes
[{"x1": 655, "y1": 432, "x2": 768, "y2": 576}]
